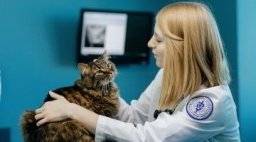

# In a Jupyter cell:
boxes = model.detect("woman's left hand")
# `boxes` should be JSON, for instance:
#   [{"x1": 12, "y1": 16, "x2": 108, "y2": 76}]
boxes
[{"x1": 35, "y1": 91, "x2": 72, "y2": 126}]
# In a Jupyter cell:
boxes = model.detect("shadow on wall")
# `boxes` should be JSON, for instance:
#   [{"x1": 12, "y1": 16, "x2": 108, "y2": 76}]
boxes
[{"x1": 0, "y1": 128, "x2": 10, "y2": 142}]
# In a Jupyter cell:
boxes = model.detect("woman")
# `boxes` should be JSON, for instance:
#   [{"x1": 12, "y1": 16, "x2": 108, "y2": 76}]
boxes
[{"x1": 35, "y1": 2, "x2": 240, "y2": 141}]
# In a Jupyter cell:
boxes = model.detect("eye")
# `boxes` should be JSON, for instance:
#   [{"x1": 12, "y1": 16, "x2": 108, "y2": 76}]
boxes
[
  {"x1": 155, "y1": 37, "x2": 163, "y2": 43},
  {"x1": 98, "y1": 71, "x2": 104, "y2": 75},
  {"x1": 95, "y1": 70, "x2": 104, "y2": 76},
  {"x1": 94, "y1": 63, "x2": 101, "y2": 69},
  {"x1": 154, "y1": 33, "x2": 164, "y2": 43}
]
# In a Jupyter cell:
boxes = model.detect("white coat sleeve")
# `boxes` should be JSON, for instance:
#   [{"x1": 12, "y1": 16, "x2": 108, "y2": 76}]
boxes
[
  {"x1": 115, "y1": 69, "x2": 163, "y2": 124},
  {"x1": 95, "y1": 89, "x2": 239, "y2": 142}
]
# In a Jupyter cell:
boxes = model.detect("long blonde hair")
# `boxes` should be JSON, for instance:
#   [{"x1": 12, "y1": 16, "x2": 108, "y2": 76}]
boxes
[{"x1": 157, "y1": 2, "x2": 230, "y2": 110}]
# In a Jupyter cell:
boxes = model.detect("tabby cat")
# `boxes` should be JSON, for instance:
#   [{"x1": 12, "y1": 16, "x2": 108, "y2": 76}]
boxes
[{"x1": 20, "y1": 51, "x2": 120, "y2": 142}]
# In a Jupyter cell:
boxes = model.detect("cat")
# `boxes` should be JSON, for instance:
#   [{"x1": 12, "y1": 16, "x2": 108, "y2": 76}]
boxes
[{"x1": 20, "y1": 51, "x2": 120, "y2": 142}]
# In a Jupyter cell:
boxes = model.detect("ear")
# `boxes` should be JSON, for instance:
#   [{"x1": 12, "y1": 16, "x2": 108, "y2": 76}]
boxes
[
  {"x1": 78, "y1": 63, "x2": 89, "y2": 74},
  {"x1": 102, "y1": 50, "x2": 110, "y2": 60}
]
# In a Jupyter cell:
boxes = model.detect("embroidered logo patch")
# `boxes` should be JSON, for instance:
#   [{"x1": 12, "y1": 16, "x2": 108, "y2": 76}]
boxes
[{"x1": 186, "y1": 96, "x2": 213, "y2": 120}]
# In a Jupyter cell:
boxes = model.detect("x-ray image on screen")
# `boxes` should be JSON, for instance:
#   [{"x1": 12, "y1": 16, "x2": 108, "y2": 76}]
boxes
[
  {"x1": 81, "y1": 11, "x2": 127, "y2": 56},
  {"x1": 84, "y1": 24, "x2": 106, "y2": 48}
]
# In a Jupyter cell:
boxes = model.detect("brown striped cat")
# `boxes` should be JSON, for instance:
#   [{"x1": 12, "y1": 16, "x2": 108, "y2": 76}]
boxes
[{"x1": 20, "y1": 51, "x2": 120, "y2": 142}]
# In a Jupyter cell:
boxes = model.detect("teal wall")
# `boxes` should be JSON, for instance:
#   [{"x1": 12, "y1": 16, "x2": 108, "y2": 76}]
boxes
[
  {"x1": 0, "y1": 1, "x2": 165, "y2": 141},
  {"x1": 0, "y1": 0, "x2": 240, "y2": 142},
  {"x1": 237, "y1": 0, "x2": 256, "y2": 141}
]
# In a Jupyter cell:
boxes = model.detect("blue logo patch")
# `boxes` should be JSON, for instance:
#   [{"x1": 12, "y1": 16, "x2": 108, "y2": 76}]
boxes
[{"x1": 186, "y1": 96, "x2": 213, "y2": 120}]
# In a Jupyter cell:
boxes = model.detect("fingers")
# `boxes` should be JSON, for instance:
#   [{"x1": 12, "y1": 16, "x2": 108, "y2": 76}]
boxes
[
  {"x1": 36, "y1": 117, "x2": 48, "y2": 127},
  {"x1": 34, "y1": 92, "x2": 69, "y2": 127},
  {"x1": 49, "y1": 91, "x2": 69, "y2": 103},
  {"x1": 49, "y1": 91, "x2": 64, "y2": 100},
  {"x1": 35, "y1": 112, "x2": 45, "y2": 120},
  {"x1": 35, "y1": 106, "x2": 47, "y2": 126},
  {"x1": 35, "y1": 106, "x2": 44, "y2": 114}
]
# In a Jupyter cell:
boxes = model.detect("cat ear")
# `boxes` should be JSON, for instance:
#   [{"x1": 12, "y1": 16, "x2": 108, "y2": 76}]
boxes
[
  {"x1": 102, "y1": 50, "x2": 110, "y2": 60},
  {"x1": 78, "y1": 63, "x2": 89, "y2": 74}
]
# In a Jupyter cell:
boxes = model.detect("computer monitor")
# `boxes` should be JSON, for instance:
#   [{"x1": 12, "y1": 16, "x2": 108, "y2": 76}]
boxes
[{"x1": 77, "y1": 9, "x2": 153, "y2": 64}]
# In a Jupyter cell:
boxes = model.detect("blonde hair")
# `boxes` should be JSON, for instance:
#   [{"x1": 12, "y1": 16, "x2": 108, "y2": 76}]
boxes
[{"x1": 157, "y1": 2, "x2": 230, "y2": 110}]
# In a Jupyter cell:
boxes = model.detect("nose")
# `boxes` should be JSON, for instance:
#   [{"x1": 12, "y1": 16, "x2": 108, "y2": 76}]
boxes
[{"x1": 147, "y1": 37, "x2": 155, "y2": 49}]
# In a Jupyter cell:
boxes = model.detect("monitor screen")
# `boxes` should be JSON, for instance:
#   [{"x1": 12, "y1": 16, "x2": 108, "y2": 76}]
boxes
[{"x1": 77, "y1": 9, "x2": 153, "y2": 64}]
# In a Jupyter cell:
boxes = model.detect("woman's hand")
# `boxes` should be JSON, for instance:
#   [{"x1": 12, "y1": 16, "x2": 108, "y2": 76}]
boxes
[
  {"x1": 35, "y1": 91, "x2": 99, "y2": 134},
  {"x1": 35, "y1": 91, "x2": 73, "y2": 126}
]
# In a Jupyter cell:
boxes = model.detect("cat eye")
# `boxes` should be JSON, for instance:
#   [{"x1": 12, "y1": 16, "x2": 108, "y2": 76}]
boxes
[
  {"x1": 94, "y1": 63, "x2": 101, "y2": 69},
  {"x1": 97, "y1": 71, "x2": 104, "y2": 75}
]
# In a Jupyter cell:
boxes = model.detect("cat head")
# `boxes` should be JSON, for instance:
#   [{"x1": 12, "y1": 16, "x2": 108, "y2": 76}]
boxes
[{"x1": 77, "y1": 51, "x2": 117, "y2": 88}]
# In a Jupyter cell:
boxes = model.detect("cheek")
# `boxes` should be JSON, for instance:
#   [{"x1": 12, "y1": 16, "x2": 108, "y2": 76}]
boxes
[
  {"x1": 158, "y1": 45, "x2": 165, "y2": 60},
  {"x1": 155, "y1": 45, "x2": 165, "y2": 67}
]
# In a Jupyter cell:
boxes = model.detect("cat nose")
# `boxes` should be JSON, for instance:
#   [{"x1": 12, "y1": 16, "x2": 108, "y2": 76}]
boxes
[{"x1": 108, "y1": 71, "x2": 113, "y2": 75}]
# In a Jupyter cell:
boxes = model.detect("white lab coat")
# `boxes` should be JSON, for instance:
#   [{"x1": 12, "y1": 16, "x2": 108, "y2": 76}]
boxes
[{"x1": 95, "y1": 69, "x2": 240, "y2": 142}]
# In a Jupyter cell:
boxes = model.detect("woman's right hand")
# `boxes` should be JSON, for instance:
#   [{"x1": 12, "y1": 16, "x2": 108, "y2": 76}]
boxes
[{"x1": 35, "y1": 91, "x2": 74, "y2": 126}]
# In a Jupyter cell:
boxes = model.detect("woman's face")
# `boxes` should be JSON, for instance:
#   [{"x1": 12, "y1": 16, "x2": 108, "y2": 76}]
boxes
[{"x1": 148, "y1": 24, "x2": 165, "y2": 68}]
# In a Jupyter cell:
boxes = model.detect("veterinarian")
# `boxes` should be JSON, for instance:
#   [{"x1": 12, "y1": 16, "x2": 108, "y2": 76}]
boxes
[{"x1": 35, "y1": 1, "x2": 241, "y2": 141}]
